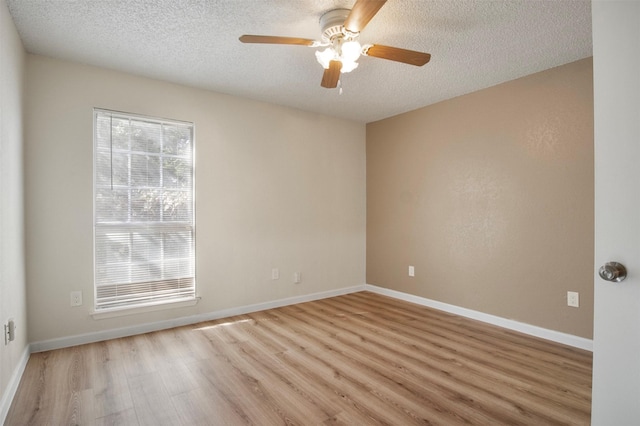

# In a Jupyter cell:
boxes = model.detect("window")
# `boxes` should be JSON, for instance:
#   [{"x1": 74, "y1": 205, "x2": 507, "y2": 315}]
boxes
[{"x1": 93, "y1": 109, "x2": 195, "y2": 311}]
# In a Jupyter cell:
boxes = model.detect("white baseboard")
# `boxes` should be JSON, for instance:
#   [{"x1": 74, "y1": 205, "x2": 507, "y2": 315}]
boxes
[
  {"x1": 30, "y1": 284, "x2": 367, "y2": 353},
  {"x1": 0, "y1": 345, "x2": 30, "y2": 425},
  {"x1": 364, "y1": 284, "x2": 593, "y2": 351}
]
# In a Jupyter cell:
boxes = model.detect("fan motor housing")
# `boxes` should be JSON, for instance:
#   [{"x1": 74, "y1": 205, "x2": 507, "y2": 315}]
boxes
[{"x1": 319, "y1": 9, "x2": 351, "y2": 42}]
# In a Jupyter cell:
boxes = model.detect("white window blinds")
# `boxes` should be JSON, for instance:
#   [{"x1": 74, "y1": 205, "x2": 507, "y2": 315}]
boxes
[{"x1": 94, "y1": 109, "x2": 195, "y2": 310}]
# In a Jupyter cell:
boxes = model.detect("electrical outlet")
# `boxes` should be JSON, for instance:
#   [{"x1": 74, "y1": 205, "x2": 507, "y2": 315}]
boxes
[
  {"x1": 294, "y1": 272, "x2": 301, "y2": 284},
  {"x1": 271, "y1": 268, "x2": 280, "y2": 280},
  {"x1": 70, "y1": 291, "x2": 83, "y2": 307},
  {"x1": 408, "y1": 266, "x2": 415, "y2": 277},
  {"x1": 567, "y1": 291, "x2": 579, "y2": 308}
]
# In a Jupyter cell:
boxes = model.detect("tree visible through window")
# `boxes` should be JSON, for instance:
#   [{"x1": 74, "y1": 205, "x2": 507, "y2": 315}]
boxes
[{"x1": 94, "y1": 109, "x2": 195, "y2": 310}]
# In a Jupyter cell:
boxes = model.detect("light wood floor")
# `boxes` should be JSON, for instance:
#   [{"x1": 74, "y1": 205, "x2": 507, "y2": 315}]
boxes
[{"x1": 6, "y1": 292, "x2": 592, "y2": 425}]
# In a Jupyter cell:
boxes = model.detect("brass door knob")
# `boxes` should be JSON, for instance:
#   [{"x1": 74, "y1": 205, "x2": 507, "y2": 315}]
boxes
[{"x1": 598, "y1": 262, "x2": 627, "y2": 282}]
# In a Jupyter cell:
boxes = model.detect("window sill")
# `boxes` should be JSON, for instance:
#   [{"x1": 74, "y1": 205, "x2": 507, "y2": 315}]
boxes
[{"x1": 91, "y1": 297, "x2": 200, "y2": 320}]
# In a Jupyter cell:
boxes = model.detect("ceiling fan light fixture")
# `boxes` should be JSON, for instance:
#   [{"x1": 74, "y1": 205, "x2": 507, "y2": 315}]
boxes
[
  {"x1": 341, "y1": 40, "x2": 362, "y2": 62},
  {"x1": 340, "y1": 59, "x2": 359, "y2": 73},
  {"x1": 315, "y1": 38, "x2": 361, "y2": 73},
  {"x1": 315, "y1": 47, "x2": 336, "y2": 69}
]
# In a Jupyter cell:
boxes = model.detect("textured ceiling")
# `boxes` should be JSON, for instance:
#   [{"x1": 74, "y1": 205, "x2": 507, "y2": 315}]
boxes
[{"x1": 6, "y1": 0, "x2": 592, "y2": 123}]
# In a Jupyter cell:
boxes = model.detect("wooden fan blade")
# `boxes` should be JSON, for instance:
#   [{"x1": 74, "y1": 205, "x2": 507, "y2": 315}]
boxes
[
  {"x1": 239, "y1": 35, "x2": 316, "y2": 46},
  {"x1": 321, "y1": 60, "x2": 341, "y2": 88},
  {"x1": 365, "y1": 44, "x2": 431, "y2": 66},
  {"x1": 344, "y1": 0, "x2": 387, "y2": 33}
]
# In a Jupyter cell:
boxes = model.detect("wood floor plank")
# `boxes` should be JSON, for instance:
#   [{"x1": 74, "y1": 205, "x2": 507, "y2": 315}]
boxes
[
  {"x1": 65, "y1": 389, "x2": 95, "y2": 426},
  {"x1": 86, "y1": 338, "x2": 142, "y2": 422},
  {"x1": 94, "y1": 407, "x2": 139, "y2": 426},
  {"x1": 5, "y1": 291, "x2": 592, "y2": 425},
  {"x1": 127, "y1": 372, "x2": 180, "y2": 426},
  {"x1": 91, "y1": 357, "x2": 134, "y2": 419},
  {"x1": 171, "y1": 385, "x2": 249, "y2": 426}
]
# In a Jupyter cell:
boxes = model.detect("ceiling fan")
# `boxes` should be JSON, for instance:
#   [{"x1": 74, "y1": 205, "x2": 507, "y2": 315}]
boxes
[{"x1": 239, "y1": 0, "x2": 431, "y2": 89}]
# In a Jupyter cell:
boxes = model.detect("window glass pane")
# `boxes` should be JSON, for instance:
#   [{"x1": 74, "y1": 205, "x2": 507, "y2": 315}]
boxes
[
  {"x1": 131, "y1": 153, "x2": 160, "y2": 188},
  {"x1": 95, "y1": 115, "x2": 113, "y2": 150},
  {"x1": 111, "y1": 153, "x2": 130, "y2": 187},
  {"x1": 163, "y1": 124, "x2": 192, "y2": 156},
  {"x1": 131, "y1": 188, "x2": 161, "y2": 222},
  {"x1": 162, "y1": 190, "x2": 192, "y2": 221},
  {"x1": 95, "y1": 188, "x2": 129, "y2": 222},
  {"x1": 131, "y1": 120, "x2": 162, "y2": 153},
  {"x1": 163, "y1": 157, "x2": 191, "y2": 188},
  {"x1": 95, "y1": 151, "x2": 112, "y2": 187},
  {"x1": 94, "y1": 152, "x2": 130, "y2": 188},
  {"x1": 164, "y1": 231, "x2": 192, "y2": 259},
  {"x1": 111, "y1": 118, "x2": 131, "y2": 150},
  {"x1": 131, "y1": 231, "x2": 162, "y2": 280}
]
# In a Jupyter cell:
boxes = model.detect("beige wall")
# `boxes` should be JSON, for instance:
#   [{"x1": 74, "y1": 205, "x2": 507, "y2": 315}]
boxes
[
  {"x1": 367, "y1": 58, "x2": 594, "y2": 338},
  {"x1": 0, "y1": 0, "x2": 28, "y2": 411},
  {"x1": 24, "y1": 55, "x2": 366, "y2": 343}
]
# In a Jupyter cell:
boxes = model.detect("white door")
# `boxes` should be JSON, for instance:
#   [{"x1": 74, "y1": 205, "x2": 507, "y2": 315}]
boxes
[{"x1": 591, "y1": 1, "x2": 640, "y2": 423}]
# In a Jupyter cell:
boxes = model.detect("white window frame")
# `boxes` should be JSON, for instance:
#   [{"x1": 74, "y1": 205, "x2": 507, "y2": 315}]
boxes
[{"x1": 93, "y1": 109, "x2": 196, "y2": 314}]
